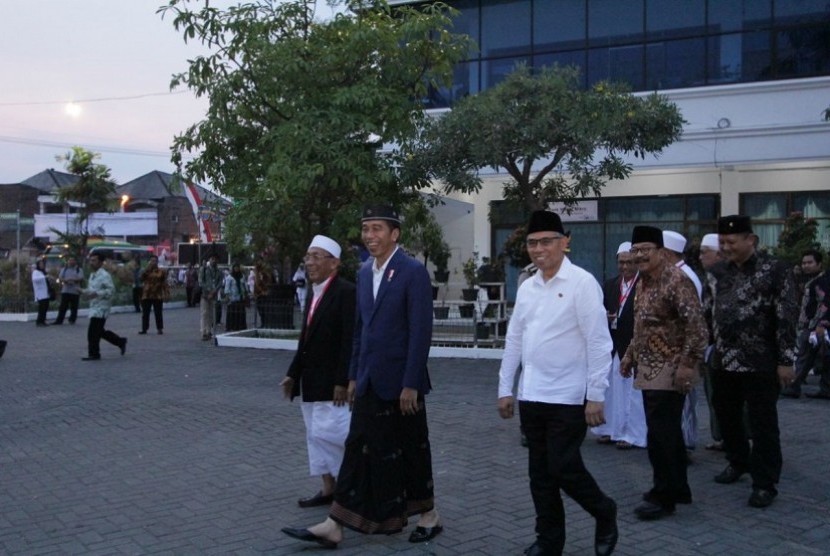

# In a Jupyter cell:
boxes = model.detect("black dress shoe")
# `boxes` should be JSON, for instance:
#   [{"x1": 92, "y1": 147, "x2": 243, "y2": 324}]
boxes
[
  {"x1": 748, "y1": 488, "x2": 777, "y2": 508},
  {"x1": 634, "y1": 501, "x2": 674, "y2": 521},
  {"x1": 524, "y1": 541, "x2": 558, "y2": 556},
  {"x1": 297, "y1": 491, "x2": 334, "y2": 508},
  {"x1": 594, "y1": 502, "x2": 618, "y2": 556},
  {"x1": 138, "y1": 330, "x2": 147, "y2": 335},
  {"x1": 714, "y1": 465, "x2": 746, "y2": 484},
  {"x1": 642, "y1": 488, "x2": 691, "y2": 505},
  {"x1": 408, "y1": 524, "x2": 443, "y2": 543},
  {"x1": 281, "y1": 527, "x2": 337, "y2": 549},
  {"x1": 120, "y1": 338, "x2": 127, "y2": 356},
  {"x1": 82, "y1": 356, "x2": 101, "y2": 361}
]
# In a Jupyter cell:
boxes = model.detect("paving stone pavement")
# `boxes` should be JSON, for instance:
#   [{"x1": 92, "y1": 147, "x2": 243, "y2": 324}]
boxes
[{"x1": 1, "y1": 307, "x2": 829, "y2": 555}]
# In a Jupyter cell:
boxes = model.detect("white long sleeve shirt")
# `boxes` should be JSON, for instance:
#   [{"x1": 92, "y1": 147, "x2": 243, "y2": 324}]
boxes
[{"x1": 498, "y1": 257, "x2": 613, "y2": 404}]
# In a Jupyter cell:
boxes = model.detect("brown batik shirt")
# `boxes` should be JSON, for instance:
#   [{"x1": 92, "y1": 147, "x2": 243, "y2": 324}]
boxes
[{"x1": 622, "y1": 263, "x2": 708, "y2": 391}]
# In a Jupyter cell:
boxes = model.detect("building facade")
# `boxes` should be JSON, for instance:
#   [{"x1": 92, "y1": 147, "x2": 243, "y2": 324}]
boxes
[{"x1": 395, "y1": 0, "x2": 830, "y2": 295}]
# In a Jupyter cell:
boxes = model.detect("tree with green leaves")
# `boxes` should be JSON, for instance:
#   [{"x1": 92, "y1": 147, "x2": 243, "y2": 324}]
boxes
[
  {"x1": 159, "y1": 0, "x2": 471, "y2": 265},
  {"x1": 773, "y1": 211, "x2": 822, "y2": 266},
  {"x1": 52, "y1": 146, "x2": 117, "y2": 258},
  {"x1": 409, "y1": 64, "x2": 684, "y2": 213}
]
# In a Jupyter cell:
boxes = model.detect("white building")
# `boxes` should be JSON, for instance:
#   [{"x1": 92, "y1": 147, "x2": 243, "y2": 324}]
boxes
[{"x1": 395, "y1": 0, "x2": 830, "y2": 298}]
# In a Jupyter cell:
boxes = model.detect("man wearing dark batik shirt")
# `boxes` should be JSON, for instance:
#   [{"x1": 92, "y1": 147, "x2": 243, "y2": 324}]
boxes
[
  {"x1": 704, "y1": 215, "x2": 798, "y2": 509},
  {"x1": 793, "y1": 267, "x2": 830, "y2": 399}
]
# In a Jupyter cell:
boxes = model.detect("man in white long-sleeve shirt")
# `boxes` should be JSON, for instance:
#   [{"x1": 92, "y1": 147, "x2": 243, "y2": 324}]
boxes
[{"x1": 498, "y1": 210, "x2": 617, "y2": 556}]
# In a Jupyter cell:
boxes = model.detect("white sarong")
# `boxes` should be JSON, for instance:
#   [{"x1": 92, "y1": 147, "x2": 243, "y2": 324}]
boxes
[
  {"x1": 591, "y1": 355, "x2": 647, "y2": 447},
  {"x1": 301, "y1": 401, "x2": 351, "y2": 477}
]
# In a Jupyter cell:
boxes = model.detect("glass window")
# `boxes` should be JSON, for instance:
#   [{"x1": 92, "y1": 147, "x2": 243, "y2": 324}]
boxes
[
  {"x1": 481, "y1": 0, "x2": 531, "y2": 57},
  {"x1": 534, "y1": 0, "x2": 586, "y2": 52},
  {"x1": 482, "y1": 56, "x2": 531, "y2": 89},
  {"x1": 743, "y1": 193, "x2": 787, "y2": 218},
  {"x1": 708, "y1": 0, "x2": 772, "y2": 33},
  {"x1": 774, "y1": 0, "x2": 830, "y2": 25},
  {"x1": 533, "y1": 51, "x2": 587, "y2": 86},
  {"x1": 775, "y1": 26, "x2": 830, "y2": 78},
  {"x1": 566, "y1": 222, "x2": 605, "y2": 281},
  {"x1": 646, "y1": 0, "x2": 704, "y2": 40},
  {"x1": 647, "y1": 38, "x2": 706, "y2": 89},
  {"x1": 588, "y1": 0, "x2": 644, "y2": 47},
  {"x1": 740, "y1": 30, "x2": 774, "y2": 80},
  {"x1": 588, "y1": 45, "x2": 644, "y2": 89},
  {"x1": 604, "y1": 197, "x2": 684, "y2": 222},
  {"x1": 708, "y1": 33, "x2": 744, "y2": 84},
  {"x1": 425, "y1": 61, "x2": 479, "y2": 108},
  {"x1": 450, "y1": 0, "x2": 480, "y2": 47},
  {"x1": 686, "y1": 195, "x2": 718, "y2": 220}
]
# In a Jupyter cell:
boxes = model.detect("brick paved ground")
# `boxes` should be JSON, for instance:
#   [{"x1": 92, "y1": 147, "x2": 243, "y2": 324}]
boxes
[{"x1": 1, "y1": 307, "x2": 829, "y2": 555}]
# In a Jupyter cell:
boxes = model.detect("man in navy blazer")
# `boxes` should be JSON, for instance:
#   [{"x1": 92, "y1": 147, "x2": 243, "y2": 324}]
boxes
[{"x1": 283, "y1": 204, "x2": 441, "y2": 550}]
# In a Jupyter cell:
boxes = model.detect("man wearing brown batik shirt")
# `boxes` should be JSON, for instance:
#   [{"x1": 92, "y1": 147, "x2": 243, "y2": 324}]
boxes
[{"x1": 621, "y1": 225, "x2": 707, "y2": 521}]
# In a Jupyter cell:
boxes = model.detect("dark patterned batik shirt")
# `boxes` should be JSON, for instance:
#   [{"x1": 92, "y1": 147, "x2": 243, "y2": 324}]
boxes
[{"x1": 705, "y1": 251, "x2": 798, "y2": 373}]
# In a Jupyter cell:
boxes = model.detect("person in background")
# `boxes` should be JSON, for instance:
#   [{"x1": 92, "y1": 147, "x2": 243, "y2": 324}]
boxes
[
  {"x1": 223, "y1": 263, "x2": 249, "y2": 332},
  {"x1": 130, "y1": 258, "x2": 142, "y2": 313},
  {"x1": 53, "y1": 257, "x2": 83, "y2": 325},
  {"x1": 81, "y1": 253, "x2": 127, "y2": 361},
  {"x1": 662, "y1": 230, "x2": 702, "y2": 455},
  {"x1": 139, "y1": 256, "x2": 169, "y2": 335},
  {"x1": 593, "y1": 241, "x2": 646, "y2": 450},
  {"x1": 185, "y1": 263, "x2": 198, "y2": 307},
  {"x1": 253, "y1": 259, "x2": 274, "y2": 327},
  {"x1": 782, "y1": 249, "x2": 825, "y2": 398},
  {"x1": 199, "y1": 254, "x2": 223, "y2": 340},
  {"x1": 699, "y1": 233, "x2": 726, "y2": 451},
  {"x1": 293, "y1": 263, "x2": 308, "y2": 312},
  {"x1": 31, "y1": 259, "x2": 51, "y2": 327}
]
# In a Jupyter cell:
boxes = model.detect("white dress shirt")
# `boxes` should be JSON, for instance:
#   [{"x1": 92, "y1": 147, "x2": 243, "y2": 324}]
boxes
[
  {"x1": 372, "y1": 246, "x2": 399, "y2": 299},
  {"x1": 498, "y1": 257, "x2": 613, "y2": 404}
]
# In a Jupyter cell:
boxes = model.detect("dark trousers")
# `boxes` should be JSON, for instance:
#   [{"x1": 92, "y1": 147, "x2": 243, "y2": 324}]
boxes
[
  {"x1": 711, "y1": 368, "x2": 782, "y2": 493},
  {"x1": 642, "y1": 390, "x2": 689, "y2": 508},
  {"x1": 132, "y1": 287, "x2": 142, "y2": 312},
  {"x1": 36, "y1": 298, "x2": 50, "y2": 324},
  {"x1": 520, "y1": 401, "x2": 615, "y2": 554},
  {"x1": 87, "y1": 317, "x2": 123, "y2": 357},
  {"x1": 141, "y1": 299, "x2": 164, "y2": 332},
  {"x1": 54, "y1": 293, "x2": 80, "y2": 324},
  {"x1": 792, "y1": 330, "x2": 819, "y2": 390},
  {"x1": 185, "y1": 286, "x2": 194, "y2": 307}
]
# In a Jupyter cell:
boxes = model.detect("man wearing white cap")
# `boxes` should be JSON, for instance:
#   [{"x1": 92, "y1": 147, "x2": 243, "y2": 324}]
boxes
[
  {"x1": 662, "y1": 230, "x2": 702, "y2": 453},
  {"x1": 280, "y1": 235, "x2": 356, "y2": 509},
  {"x1": 699, "y1": 234, "x2": 722, "y2": 271},
  {"x1": 592, "y1": 241, "x2": 647, "y2": 449},
  {"x1": 699, "y1": 233, "x2": 726, "y2": 450}
]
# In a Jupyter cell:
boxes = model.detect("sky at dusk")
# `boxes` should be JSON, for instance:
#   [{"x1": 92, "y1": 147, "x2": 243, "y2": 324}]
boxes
[{"x1": 0, "y1": 0, "x2": 335, "y2": 186}]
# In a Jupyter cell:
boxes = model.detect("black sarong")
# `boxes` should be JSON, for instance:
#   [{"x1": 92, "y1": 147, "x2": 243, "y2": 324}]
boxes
[{"x1": 330, "y1": 388, "x2": 435, "y2": 534}]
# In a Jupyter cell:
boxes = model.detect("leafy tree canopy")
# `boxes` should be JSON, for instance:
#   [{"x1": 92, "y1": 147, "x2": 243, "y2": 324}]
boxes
[
  {"x1": 409, "y1": 64, "x2": 685, "y2": 213},
  {"x1": 52, "y1": 146, "x2": 117, "y2": 256},
  {"x1": 773, "y1": 211, "x2": 823, "y2": 266},
  {"x1": 159, "y1": 0, "x2": 472, "y2": 263}
]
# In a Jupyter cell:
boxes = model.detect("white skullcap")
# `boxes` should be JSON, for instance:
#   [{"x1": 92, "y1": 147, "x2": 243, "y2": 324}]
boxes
[
  {"x1": 700, "y1": 233, "x2": 719, "y2": 250},
  {"x1": 308, "y1": 235, "x2": 341, "y2": 259},
  {"x1": 617, "y1": 241, "x2": 632, "y2": 255},
  {"x1": 662, "y1": 230, "x2": 687, "y2": 254}
]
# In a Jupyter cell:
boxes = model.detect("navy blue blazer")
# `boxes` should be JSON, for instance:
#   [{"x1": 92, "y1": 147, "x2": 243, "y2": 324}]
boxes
[{"x1": 349, "y1": 248, "x2": 433, "y2": 401}]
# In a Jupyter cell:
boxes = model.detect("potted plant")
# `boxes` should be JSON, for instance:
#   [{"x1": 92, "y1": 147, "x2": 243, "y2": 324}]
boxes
[
  {"x1": 461, "y1": 253, "x2": 479, "y2": 302},
  {"x1": 432, "y1": 241, "x2": 451, "y2": 284}
]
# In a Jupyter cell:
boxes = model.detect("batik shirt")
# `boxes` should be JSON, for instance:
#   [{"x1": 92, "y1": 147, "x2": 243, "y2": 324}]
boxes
[
  {"x1": 622, "y1": 263, "x2": 707, "y2": 391},
  {"x1": 704, "y1": 251, "x2": 797, "y2": 373},
  {"x1": 799, "y1": 270, "x2": 830, "y2": 333},
  {"x1": 87, "y1": 267, "x2": 115, "y2": 319}
]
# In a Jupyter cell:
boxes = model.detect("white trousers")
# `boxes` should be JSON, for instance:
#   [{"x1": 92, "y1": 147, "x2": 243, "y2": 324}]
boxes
[{"x1": 301, "y1": 401, "x2": 351, "y2": 477}]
